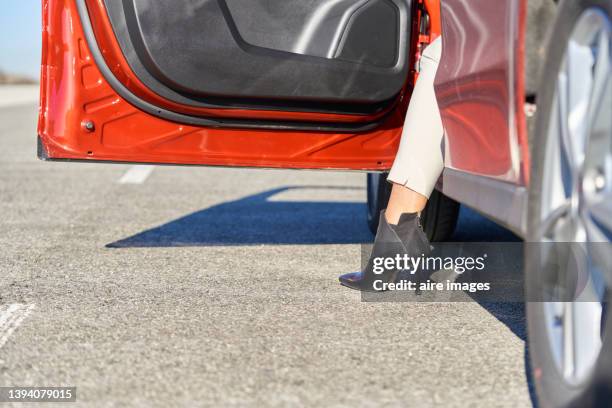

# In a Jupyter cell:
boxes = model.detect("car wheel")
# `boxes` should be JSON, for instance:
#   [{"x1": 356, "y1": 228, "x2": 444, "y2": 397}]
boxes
[
  {"x1": 526, "y1": 1, "x2": 612, "y2": 407},
  {"x1": 366, "y1": 172, "x2": 459, "y2": 241}
]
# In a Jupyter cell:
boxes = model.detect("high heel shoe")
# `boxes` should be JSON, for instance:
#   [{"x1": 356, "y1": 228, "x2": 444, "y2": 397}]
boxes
[{"x1": 339, "y1": 211, "x2": 431, "y2": 292}]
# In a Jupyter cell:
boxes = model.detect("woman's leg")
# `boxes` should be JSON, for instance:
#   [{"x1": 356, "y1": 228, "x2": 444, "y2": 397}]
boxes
[
  {"x1": 385, "y1": 185, "x2": 429, "y2": 224},
  {"x1": 339, "y1": 37, "x2": 445, "y2": 291},
  {"x1": 385, "y1": 36, "x2": 444, "y2": 224}
]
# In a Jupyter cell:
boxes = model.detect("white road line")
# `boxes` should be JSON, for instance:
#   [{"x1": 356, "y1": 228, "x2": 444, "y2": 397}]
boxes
[
  {"x1": 118, "y1": 165, "x2": 155, "y2": 184},
  {"x1": 0, "y1": 304, "x2": 35, "y2": 349}
]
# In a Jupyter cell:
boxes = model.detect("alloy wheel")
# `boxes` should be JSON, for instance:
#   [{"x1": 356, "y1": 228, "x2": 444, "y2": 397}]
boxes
[{"x1": 538, "y1": 7, "x2": 611, "y2": 386}]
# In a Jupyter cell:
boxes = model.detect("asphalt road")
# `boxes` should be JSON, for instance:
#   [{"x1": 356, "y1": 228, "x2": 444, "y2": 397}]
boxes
[{"x1": 0, "y1": 102, "x2": 532, "y2": 407}]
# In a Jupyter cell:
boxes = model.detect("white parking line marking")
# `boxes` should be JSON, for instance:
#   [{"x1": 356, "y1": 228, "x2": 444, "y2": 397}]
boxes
[
  {"x1": 118, "y1": 165, "x2": 155, "y2": 184},
  {"x1": 0, "y1": 304, "x2": 35, "y2": 349}
]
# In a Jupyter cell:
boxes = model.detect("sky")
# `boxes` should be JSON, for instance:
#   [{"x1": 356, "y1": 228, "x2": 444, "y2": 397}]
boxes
[{"x1": 0, "y1": 1, "x2": 42, "y2": 79}]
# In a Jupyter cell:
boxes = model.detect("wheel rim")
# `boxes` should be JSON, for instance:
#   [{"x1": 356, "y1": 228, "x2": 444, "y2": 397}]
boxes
[{"x1": 539, "y1": 7, "x2": 612, "y2": 386}]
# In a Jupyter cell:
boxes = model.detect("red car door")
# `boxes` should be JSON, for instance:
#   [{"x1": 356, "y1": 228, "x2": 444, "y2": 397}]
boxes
[{"x1": 38, "y1": 0, "x2": 437, "y2": 170}]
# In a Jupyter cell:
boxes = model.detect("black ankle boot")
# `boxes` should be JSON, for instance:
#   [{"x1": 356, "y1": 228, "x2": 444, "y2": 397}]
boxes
[{"x1": 339, "y1": 211, "x2": 431, "y2": 292}]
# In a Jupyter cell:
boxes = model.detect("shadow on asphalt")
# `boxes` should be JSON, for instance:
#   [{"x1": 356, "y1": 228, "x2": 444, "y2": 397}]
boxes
[
  {"x1": 451, "y1": 206, "x2": 521, "y2": 242},
  {"x1": 107, "y1": 186, "x2": 521, "y2": 248},
  {"x1": 107, "y1": 186, "x2": 527, "y2": 341},
  {"x1": 108, "y1": 185, "x2": 527, "y2": 337},
  {"x1": 451, "y1": 208, "x2": 526, "y2": 340},
  {"x1": 451, "y1": 208, "x2": 526, "y2": 341},
  {"x1": 107, "y1": 186, "x2": 374, "y2": 247},
  {"x1": 108, "y1": 187, "x2": 527, "y2": 338},
  {"x1": 107, "y1": 185, "x2": 535, "y2": 404}
]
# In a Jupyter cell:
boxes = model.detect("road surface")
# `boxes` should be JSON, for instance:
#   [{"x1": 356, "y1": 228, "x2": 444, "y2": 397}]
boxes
[{"x1": 0, "y1": 100, "x2": 532, "y2": 407}]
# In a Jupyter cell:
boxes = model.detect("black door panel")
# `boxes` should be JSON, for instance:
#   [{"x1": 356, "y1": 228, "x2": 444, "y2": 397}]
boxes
[
  {"x1": 224, "y1": 0, "x2": 399, "y2": 67},
  {"x1": 104, "y1": 0, "x2": 412, "y2": 113}
]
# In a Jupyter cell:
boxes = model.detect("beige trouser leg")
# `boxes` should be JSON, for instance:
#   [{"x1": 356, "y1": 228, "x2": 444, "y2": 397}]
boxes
[{"x1": 387, "y1": 36, "x2": 444, "y2": 199}]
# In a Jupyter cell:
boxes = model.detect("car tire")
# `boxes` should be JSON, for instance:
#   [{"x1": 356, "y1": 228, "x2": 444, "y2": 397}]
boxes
[
  {"x1": 366, "y1": 172, "x2": 392, "y2": 235},
  {"x1": 366, "y1": 172, "x2": 459, "y2": 242},
  {"x1": 525, "y1": 0, "x2": 612, "y2": 407}
]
